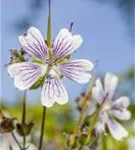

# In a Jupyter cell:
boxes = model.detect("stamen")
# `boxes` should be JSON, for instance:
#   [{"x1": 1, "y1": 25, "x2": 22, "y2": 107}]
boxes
[
  {"x1": 49, "y1": 0, "x2": 51, "y2": 15},
  {"x1": 24, "y1": 32, "x2": 27, "y2": 36},
  {"x1": 69, "y1": 22, "x2": 74, "y2": 32}
]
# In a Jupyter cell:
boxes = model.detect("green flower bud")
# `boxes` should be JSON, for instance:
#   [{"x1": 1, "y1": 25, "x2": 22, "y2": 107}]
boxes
[
  {"x1": 6, "y1": 49, "x2": 26, "y2": 66},
  {"x1": 16, "y1": 121, "x2": 34, "y2": 136},
  {"x1": 67, "y1": 134, "x2": 79, "y2": 149},
  {"x1": 79, "y1": 127, "x2": 89, "y2": 145}
]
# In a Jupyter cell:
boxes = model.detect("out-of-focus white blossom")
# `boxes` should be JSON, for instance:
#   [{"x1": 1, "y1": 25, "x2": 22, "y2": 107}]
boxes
[
  {"x1": 0, "y1": 132, "x2": 37, "y2": 150},
  {"x1": 127, "y1": 136, "x2": 135, "y2": 150},
  {"x1": 92, "y1": 73, "x2": 131, "y2": 140}
]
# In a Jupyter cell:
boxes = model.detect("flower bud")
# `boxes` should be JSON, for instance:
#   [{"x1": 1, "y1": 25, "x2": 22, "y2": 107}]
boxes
[
  {"x1": 16, "y1": 121, "x2": 34, "y2": 136},
  {"x1": 76, "y1": 92, "x2": 86, "y2": 112},
  {"x1": 79, "y1": 127, "x2": 89, "y2": 145},
  {"x1": 0, "y1": 116, "x2": 16, "y2": 133},
  {"x1": 79, "y1": 133, "x2": 88, "y2": 145},
  {"x1": 6, "y1": 49, "x2": 26, "y2": 66},
  {"x1": 66, "y1": 134, "x2": 79, "y2": 149}
]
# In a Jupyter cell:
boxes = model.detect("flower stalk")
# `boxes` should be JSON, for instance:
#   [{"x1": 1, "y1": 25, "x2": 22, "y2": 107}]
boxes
[
  {"x1": 69, "y1": 73, "x2": 96, "y2": 149},
  {"x1": 47, "y1": 0, "x2": 52, "y2": 48},
  {"x1": 38, "y1": 106, "x2": 46, "y2": 150},
  {"x1": 22, "y1": 90, "x2": 27, "y2": 150},
  {"x1": 38, "y1": 1, "x2": 52, "y2": 150}
]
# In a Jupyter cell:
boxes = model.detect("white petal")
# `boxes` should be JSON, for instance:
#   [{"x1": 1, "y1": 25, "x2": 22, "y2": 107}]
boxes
[
  {"x1": 59, "y1": 59, "x2": 93, "y2": 84},
  {"x1": 92, "y1": 78, "x2": 105, "y2": 104},
  {"x1": 104, "y1": 73, "x2": 119, "y2": 100},
  {"x1": 112, "y1": 109, "x2": 131, "y2": 120},
  {"x1": 111, "y1": 96, "x2": 131, "y2": 120},
  {"x1": 27, "y1": 144, "x2": 37, "y2": 150},
  {"x1": 112, "y1": 96, "x2": 130, "y2": 108},
  {"x1": 41, "y1": 76, "x2": 68, "y2": 107},
  {"x1": 128, "y1": 137, "x2": 135, "y2": 150},
  {"x1": 95, "y1": 119, "x2": 106, "y2": 134},
  {"x1": 95, "y1": 78, "x2": 103, "y2": 91},
  {"x1": 53, "y1": 28, "x2": 83, "y2": 58},
  {"x1": 96, "y1": 111, "x2": 108, "y2": 134},
  {"x1": 11, "y1": 143, "x2": 37, "y2": 150},
  {"x1": 8, "y1": 62, "x2": 47, "y2": 90},
  {"x1": 107, "y1": 116, "x2": 128, "y2": 140},
  {"x1": 19, "y1": 26, "x2": 48, "y2": 60}
]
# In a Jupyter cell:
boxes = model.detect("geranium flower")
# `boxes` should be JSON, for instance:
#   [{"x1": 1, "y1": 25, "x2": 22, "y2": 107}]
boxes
[
  {"x1": 8, "y1": 27, "x2": 94, "y2": 107},
  {"x1": 92, "y1": 73, "x2": 131, "y2": 140}
]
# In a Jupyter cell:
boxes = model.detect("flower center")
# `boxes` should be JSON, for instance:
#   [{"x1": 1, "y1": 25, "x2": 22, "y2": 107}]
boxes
[{"x1": 103, "y1": 103, "x2": 111, "y2": 111}]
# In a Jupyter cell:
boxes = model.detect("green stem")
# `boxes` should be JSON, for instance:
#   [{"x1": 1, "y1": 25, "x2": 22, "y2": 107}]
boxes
[
  {"x1": 38, "y1": 0, "x2": 51, "y2": 149},
  {"x1": 22, "y1": 91, "x2": 27, "y2": 124},
  {"x1": 11, "y1": 132, "x2": 23, "y2": 150},
  {"x1": 47, "y1": 0, "x2": 52, "y2": 47},
  {"x1": 38, "y1": 106, "x2": 46, "y2": 150},
  {"x1": 22, "y1": 91, "x2": 27, "y2": 150}
]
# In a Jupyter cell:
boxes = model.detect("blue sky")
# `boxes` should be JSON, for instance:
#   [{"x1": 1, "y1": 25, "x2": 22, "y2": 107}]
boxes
[{"x1": 1, "y1": 0, "x2": 134, "y2": 105}]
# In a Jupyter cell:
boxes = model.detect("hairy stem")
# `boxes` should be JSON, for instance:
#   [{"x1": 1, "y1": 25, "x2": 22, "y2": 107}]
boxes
[
  {"x1": 22, "y1": 91, "x2": 27, "y2": 150},
  {"x1": 70, "y1": 73, "x2": 96, "y2": 149},
  {"x1": 38, "y1": 106, "x2": 46, "y2": 150}
]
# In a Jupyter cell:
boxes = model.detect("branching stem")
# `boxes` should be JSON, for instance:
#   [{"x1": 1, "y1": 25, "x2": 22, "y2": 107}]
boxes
[{"x1": 70, "y1": 73, "x2": 96, "y2": 149}]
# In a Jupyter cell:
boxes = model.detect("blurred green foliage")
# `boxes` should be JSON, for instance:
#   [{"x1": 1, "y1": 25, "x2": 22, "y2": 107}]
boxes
[
  {"x1": 1, "y1": 104, "x2": 75, "y2": 149},
  {"x1": 1, "y1": 101, "x2": 135, "y2": 150}
]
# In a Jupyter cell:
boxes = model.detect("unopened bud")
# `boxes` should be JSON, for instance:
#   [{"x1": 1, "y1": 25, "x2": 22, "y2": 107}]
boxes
[
  {"x1": 16, "y1": 121, "x2": 34, "y2": 136},
  {"x1": 0, "y1": 117, "x2": 16, "y2": 133},
  {"x1": 79, "y1": 127, "x2": 89, "y2": 145},
  {"x1": 67, "y1": 134, "x2": 79, "y2": 149}
]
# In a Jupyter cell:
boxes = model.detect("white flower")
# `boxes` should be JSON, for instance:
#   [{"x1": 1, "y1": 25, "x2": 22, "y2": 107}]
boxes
[
  {"x1": 0, "y1": 132, "x2": 15, "y2": 150},
  {"x1": 8, "y1": 27, "x2": 94, "y2": 107},
  {"x1": 0, "y1": 132, "x2": 37, "y2": 150},
  {"x1": 128, "y1": 136, "x2": 135, "y2": 150},
  {"x1": 0, "y1": 116, "x2": 37, "y2": 150},
  {"x1": 92, "y1": 73, "x2": 131, "y2": 140}
]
